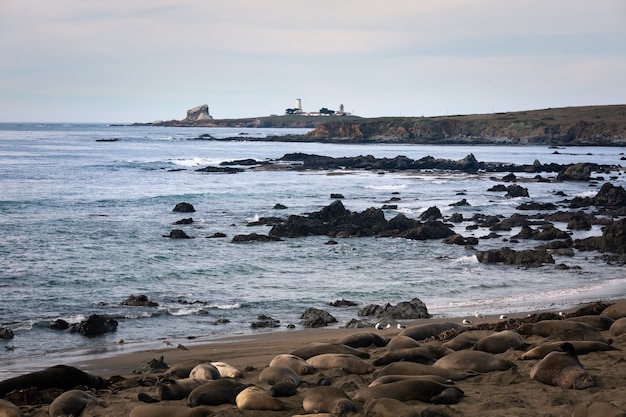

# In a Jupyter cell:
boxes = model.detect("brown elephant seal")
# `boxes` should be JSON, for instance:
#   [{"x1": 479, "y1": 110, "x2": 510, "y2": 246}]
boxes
[
  {"x1": 565, "y1": 315, "x2": 615, "y2": 330},
  {"x1": 520, "y1": 320, "x2": 597, "y2": 337},
  {"x1": 354, "y1": 378, "x2": 464, "y2": 404},
  {"x1": 571, "y1": 401, "x2": 626, "y2": 417},
  {"x1": 188, "y1": 363, "x2": 220, "y2": 380},
  {"x1": 302, "y1": 386, "x2": 357, "y2": 414},
  {"x1": 0, "y1": 399, "x2": 23, "y2": 417},
  {"x1": 48, "y1": 390, "x2": 101, "y2": 417},
  {"x1": 610, "y1": 317, "x2": 626, "y2": 337},
  {"x1": 369, "y1": 374, "x2": 452, "y2": 387},
  {"x1": 372, "y1": 345, "x2": 453, "y2": 366},
  {"x1": 386, "y1": 335, "x2": 421, "y2": 351},
  {"x1": 529, "y1": 342, "x2": 595, "y2": 389},
  {"x1": 258, "y1": 365, "x2": 302, "y2": 386},
  {"x1": 235, "y1": 386, "x2": 284, "y2": 410},
  {"x1": 187, "y1": 379, "x2": 248, "y2": 406},
  {"x1": 337, "y1": 332, "x2": 389, "y2": 348},
  {"x1": 374, "y1": 361, "x2": 475, "y2": 381},
  {"x1": 601, "y1": 300, "x2": 626, "y2": 320},
  {"x1": 269, "y1": 380, "x2": 299, "y2": 397},
  {"x1": 269, "y1": 354, "x2": 314, "y2": 375},
  {"x1": 306, "y1": 353, "x2": 374, "y2": 375},
  {"x1": 0, "y1": 365, "x2": 106, "y2": 397},
  {"x1": 210, "y1": 361, "x2": 243, "y2": 379},
  {"x1": 442, "y1": 330, "x2": 495, "y2": 351},
  {"x1": 363, "y1": 398, "x2": 421, "y2": 417},
  {"x1": 130, "y1": 405, "x2": 214, "y2": 417},
  {"x1": 472, "y1": 330, "x2": 525, "y2": 354},
  {"x1": 290, "y1": 343, "x2": 369, "y2": 359},
  {"x1": 165, "y1": 359, "x2": 212, "y2": 378},
  {"x1": 399, "y1": 322, "x2": 466, "y2": 342},
  {"x1": 156, "y1": 377, "x2": 208, "y2": 400},
  {"x1": 518, "y1": 340, "x2": 616, "y2": 360},
  {"x1": 433, "y1": 350, "x2": 515, "y2": 373}
]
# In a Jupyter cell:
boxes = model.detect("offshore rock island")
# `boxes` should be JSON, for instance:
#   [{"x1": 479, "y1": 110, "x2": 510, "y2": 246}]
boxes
[{"x1": 136, "y1": 104, "x2": 626, "y2": 146}]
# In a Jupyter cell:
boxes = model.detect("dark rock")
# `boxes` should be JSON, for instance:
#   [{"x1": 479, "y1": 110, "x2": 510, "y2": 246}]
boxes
[
  {"x1": 219, "y1": 158, "x2": 261, "y2": 166},
  {"x1": 443, "y1": 233, "x2": 478, "y2": 246},
  {"x1": 69, "y1": 314, "x2": 118, "y2": 336},
  {"x1": 490, "y1": 214, "x2": 530, "y2": 231},
  {"x1": 173, "y1": 202, "x2": 195, "y2": 213},
  {"x1": 502, "y1": 173, "x2": 517, "y2": 182},
  {"x1": 449, "y1": 213, "x2": 464, "y2": 223},
  {"x1": 330, "y1": 193, "x2": 345, "y2": 199},
  {"x1": 247, "y1": 216, "x2": 285, "y2": 226},
  {"x1": 449, "y1": 199, "x2": 470, "y2": 207},
  {"x1": 575, "y1": 218, "x2": 626, "y2": 258},
  {"x1": 401, "y1": 221, "x2": 456, "y2": 240},
  {"x1": 132, "y1": 356, "x2": 168, "y2": 374},
  {"x1": 300, "y1": 308, "x2": 337, "y2": 328},
  {"x1": 0, "y1": 327, "x2": 14, "y2": 340},
  {"x1": 359, "y1": 298, "x2": 430, "y2": 320},
  {"x1": 381, "y1": 204, "x2": 398, "y2": 210},
  {"x1": 207, "y1": 232, "x2": 227, "y2": 238},
  {"x1": 164, "y1": 229, "x2": 192, "y2": 239},
  {"x1": 196, "y1": 166, "x2": 244, "y2": 173},
  {"x1": 49, "y1": 319, "x2": 70, "y2": 331},
  {"x1": 325, "y1": 240, "x2": 338, "y2": 245},
  {"x1": 344, "y1": 319, "x2": 373, "y2": 328},
  {"x1": 231, "y1": 233, "x2": 282, "y2": 243},
  {"x1": 174, "y1": 218, "x2": 194, "y2": 225},
  {"x1": 121, "y1": 295, "x2": 158, "y2": 307},
  {"x1": 505, "y1": 184, "x2": 529, "y2": 198},
  {"x1": 512, "y1": 224, "x2": 571, "y2": 241},
  {"x1": 557, "y1": 163, "x2": 597, "y2": 181},
  {"x1": 419, "y1": 206, "x2": 442, "y2": 221},
  {"x1": 273, "y1": 203, "x2": 288, "y2": 210},
  {"x1": 330, "y1": 299, "x2": 358, "y2": 307},
  {"x1": 475, "y1": 247, "x2": 555, "y2": 267},
  {"x1": 487, "y1": 184, "x2": 508, "y2": 192},
  {"x1": 517, "y1": 202, "x2": 557, "y2": 211},
  {"x1": 567, "y1": 213, "x2": 593, "y2": 230},
  {"x1": 570, "y1": 182, "x2": 626, "y2": 209},
  {"x1": 251, "y1": 314, "x2": 281, "y2": 328}
]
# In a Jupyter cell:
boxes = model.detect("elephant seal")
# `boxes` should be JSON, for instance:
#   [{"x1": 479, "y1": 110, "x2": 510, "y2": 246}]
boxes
[
  {"x1": 0, "y1": 399, "x2": 23, "y2": 417},
  {"x1": 386, "y1": 335, "x2": 421, "y2": 351},
  {"x1": 302, "y1": 386, "x2": 357, "y2": 414},
  {"x1": 399, "y1": 322, "x2": 466, "y2": 342},
  {"x1": 354, "y1": 379, "x2": 464, "y2": 404},
  {"x1": 258, "y1": 365, "x2": 302, "y2": 386},
  {"x1": 363, "y1": 398, "x2": 421, "y2": 417},
  {"x1": 187, "y1": 379, "x2": 247, "y2": 406},
  {"x1": 372, "y1": 345, "x2": 453, "y2": 366},
  {"x1": 0, "y1": 365, "x2": 106, "y2": 397},
  {"x1": 369, "y1": 374, "x2": 452, "y2": 387},
  {"x1": 571, "y1": 401, "x2": 626, "y2": 417},
  {"x1": 130, "y1": 405, "x2": 214, "y2": 417},
  {"x1": 529, "y1": 342, "x2": 595, "y2": 389},
  {"x1": 600, "y1": 300, "x2": 626, "y2": 320},
  {"x1": 269, "y1": 354, "x2": 314, "y2": 375},
  {"x1": 189, "y1": 363, "x2": 220, "y2": 380},
  {"x1": 290, "y1": 343, "x2": 369, "y2": 359},
  {"x1": 269, "y1": 380, "x2": 298, "y2": 397},
  {"x1": 518, "y1": 340, "x2": 615, "y2": 360},
  {"x1": 210, "y1": 361, "x2": 243, "y2": 379},
  {"x1": 565, "y1": 315, "x2": 615, "y2": 330},
  {"x1": 337, "y1": 332, "x2": 388, "y2": 348},
  {"x1": 48, "y1": 390, "x2": 100, "y2": 417},
  {"x1": 519, "y1": 320, "x2": 597, "y2": 337},
  {"x1": 306, "y1": 353, "x2": 374, "y2": 375},
  {"x1": 442, "y1": 330, "x2": 495, "y2": 351},
  {"x1": 156, "y1": 377, "x2": 208, "y2": 400},
  {"x1": 165, "y1": 359, "x2": 212, "y2": 378},
  {"x1": 610, "y1": 317, "x2": 626, "y2": 337},
  {"x1": 235, "y1": 386, "x2": 284, "y2": 411},
  {"x1": 472, "y1": 330, "x2": 525, "y2": 354},
  {"x1": 374, "y1": 361, "x2": 475, "y2": 381},
  {"x1": 433, "y1": 350, "x2": 515, "y2": 373}
]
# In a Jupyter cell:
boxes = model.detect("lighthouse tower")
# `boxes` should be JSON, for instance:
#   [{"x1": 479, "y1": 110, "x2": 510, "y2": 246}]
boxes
[{"x1": 295, "y1": 98, "x2": 302, "y2": 111}]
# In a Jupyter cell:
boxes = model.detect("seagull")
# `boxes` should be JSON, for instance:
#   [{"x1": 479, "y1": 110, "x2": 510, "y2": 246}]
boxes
[
  {"x1": 375, "y1": 322, "x2": 384, "y2": 330},
  {"x1": 474, "y1": 310, "x2": 484, "y2": 319},
  {"x1": 397, "y1": 323, "x2": 406, "y2": 329},
  {"x1": 499, "y1": 315, "x2": 508, "y2": 320},
  {"x1": 385, "y1": 323, "x2": 392, "y2": 329},
  {"x1": 177, "y1": 343, "x2": 188, "y2": 350},
  {"x1": 462, "y1": 319, "x2": 472, "y2": 325},
  {"x1": 162, "y1": 340, "x2": 173, "y2": 346}
]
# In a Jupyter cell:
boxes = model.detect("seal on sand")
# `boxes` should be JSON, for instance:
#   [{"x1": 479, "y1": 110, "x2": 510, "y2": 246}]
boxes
[
  {"x1": 433, "y1": 350, "x2": 515, "y2": 373},
  {"x1": 363, "y1": 398, "x2": 421, "y2": 417},
  {"x1": 269, "y1": 354, "x2": 314, "y2": 375},
  {"x1": 302, "y1": 386, "x2": 357, "y2": 414},
  {"x1": 48, "y1": 390, "x2": 100, "y2": 417},
  {"x1": 519, "y1": 320, "x2": 597, "y2": 337},
  {"x1": 290, "y1": 343, "x2": 370, "y2": 360},
  {"x1": 235, "y1": 386, "x2": 284, "y2": 411},
  {"x1": 210, "y1": 361, "x2": 243, "y2": 379},
  {"x1": 130, "y1": 405, "x2": 214, "y2": 417},
  {"x1": 600, "y1": 300, "x2": 626, "y2": 320},
  {"x1": 529, "y1": 342, "x2": 595, "y2": 389},
  {"x1": 372, "y1": 345, "x2": 453, "y2": 366},
  {"x1": 369, "y1": 374, "x2": 452, "y2": 387},
  {"x1": 354, "y1": 379, "x2": 464, "y2": 404},
  {"x1": 0, "y1": 365, "x2": 106, "y2": 397},
  {"x1": 610, "y1": 317, "x2": 626, "y2": 337},
  {"x1": 565, "y1": 315, "x2": 615, "y2": 330},
  {"x1": 571, "y1": 401, "x2": 626, "y2": 417},
  {"x1": 0, "y1": 399, "x2": 23, "y2": 417},
  {"x1": 165, "y1": 359, "x2": 212, "y2": 378},
  {"x1": 518, "y1": 340, "x2": 615, "y2": 360},
  {"x1": 306, "y1": 353, "x2": 374, "y2": 375},
  {"x1": 187, "y1": 379, "x2": 248, "y2": 407},
  {"x1": 386, "y1": 335, "x2": 421, "y2": 351},
  {"x1": 189, "y1": 363, "x2": 220, "y2": 380},
  {"x1": 336, "y1": 332, "x2": 388, "y2": 348},
  {"x1": 442, "y1": 330, "x2": 495, "y2": 351},
  {"x1": 472, "y1": 330, "x2": 525, "y2": 354},
  {"x1": 373, "y1": 361, "x2": 474, "y2": 381},
  {"x1": 156, "y1": 378, "x2": 207, "y2": 401},
  {"x1": 258, "y1": 365, "x2": 302, "y2": 386},
  {"x1": 399, "y1": 322, "x2": 466, "y2": 342}
]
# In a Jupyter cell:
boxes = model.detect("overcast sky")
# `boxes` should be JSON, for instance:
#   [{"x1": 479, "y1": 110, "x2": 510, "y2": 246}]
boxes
[{"x1": 1, "y1": 1, "x2": 625, "y2": 123}]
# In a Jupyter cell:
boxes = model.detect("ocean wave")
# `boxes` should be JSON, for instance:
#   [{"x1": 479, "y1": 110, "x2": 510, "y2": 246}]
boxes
[{"x1": 451, "y1": 255, "x2": 479, "y2": 264}]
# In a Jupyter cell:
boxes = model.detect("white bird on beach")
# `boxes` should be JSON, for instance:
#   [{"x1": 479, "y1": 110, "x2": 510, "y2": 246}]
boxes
[
  {"x1": 397, "y1": 323, "x2": 406, "y2": 329},
  {"x1": 462, "y1": 319, "x2": 472, "y2": 325},
  {"x1": 474, "y1": 310, "x2": 484, "y2": 319},
  {"x1": 375, "y1": 322, "x2": 384, "y2": 330},
  {"x1": 162, "y1": 340, "x2": 173, "y2": 346},
  {"x1": 499, "y1": 315, "x2": 508, "y2": 320}
]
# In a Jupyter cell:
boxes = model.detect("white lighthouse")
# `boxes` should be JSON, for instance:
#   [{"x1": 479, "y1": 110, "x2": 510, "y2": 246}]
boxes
[{"x1": 295, "y1": 98, "x2": 302, "y2": 111}]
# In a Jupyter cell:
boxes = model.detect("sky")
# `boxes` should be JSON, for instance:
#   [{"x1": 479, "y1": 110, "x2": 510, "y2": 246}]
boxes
[{"x1": 0, "y1": 1, "x2": 625, "y2": 123}]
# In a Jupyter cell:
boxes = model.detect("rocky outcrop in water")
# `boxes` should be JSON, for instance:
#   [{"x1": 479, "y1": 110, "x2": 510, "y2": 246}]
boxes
[
  {"x1": 475, "y1": 247, "x2": 555, "y2": 267},
  {"x1": 69, "y1": 314, "x2": 118, "y2": 336},
  {"x1": 358, "y1": 298, "x2": 431, "y2": 320},
  {"x1": 183, "y1": 104, "x2": 213, "y2": 122}
]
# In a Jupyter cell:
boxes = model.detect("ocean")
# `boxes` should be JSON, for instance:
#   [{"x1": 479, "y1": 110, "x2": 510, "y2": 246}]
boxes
[{"x1": 1, "y1": 123, "x2": 625, "y2": 379}]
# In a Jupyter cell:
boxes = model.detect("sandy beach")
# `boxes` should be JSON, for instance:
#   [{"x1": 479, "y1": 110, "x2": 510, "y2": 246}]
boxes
[{"x1": 2, "y1": 301, "x2": 625, "y2": 417}]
